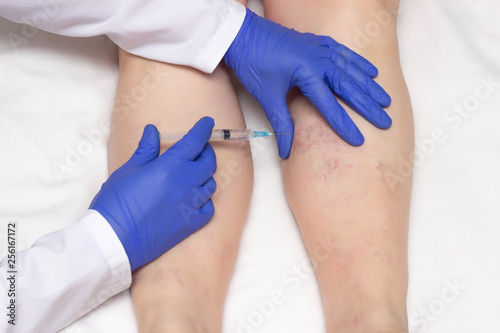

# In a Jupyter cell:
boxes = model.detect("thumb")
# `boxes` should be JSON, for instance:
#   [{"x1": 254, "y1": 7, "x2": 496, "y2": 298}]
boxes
[
  {"x1": 125, "y1": 124, "x2": 160, "y2": 168},
  {"x1": 266, "y1": 102, "x2": 294, "y2": 159},
  {"x1": 161, "y1": 117, "x2": 214, "y2": 161}
]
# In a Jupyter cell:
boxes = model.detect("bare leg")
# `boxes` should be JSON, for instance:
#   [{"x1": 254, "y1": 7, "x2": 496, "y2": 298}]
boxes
[
  {"x1": 263, "y1": 0, "x2": 413, "y2": 331},
  {"x1": 108, "y1": 47, "x2": 253, "y2": 332}
]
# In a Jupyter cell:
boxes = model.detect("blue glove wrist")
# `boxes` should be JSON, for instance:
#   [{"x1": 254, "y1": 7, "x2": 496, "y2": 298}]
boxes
[{"x1": 223, "y1": 8, "x2": 255, "y2": 72}]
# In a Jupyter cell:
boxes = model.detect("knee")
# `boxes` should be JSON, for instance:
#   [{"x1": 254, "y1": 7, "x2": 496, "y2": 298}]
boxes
[
  {"x1": 344, "y1": 0, "x2": 400, "y2": 52},
  {"x1": 264, "y1": 0, "x2": 400, "y2": 51}
]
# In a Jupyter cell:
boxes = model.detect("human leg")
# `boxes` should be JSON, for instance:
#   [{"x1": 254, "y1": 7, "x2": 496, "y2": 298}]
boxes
[
  {"x1": 263, "y1": 0, "x2": 413, "y2": 331},
  {"x1": 108, "y1": 47, "x2": 253, "y2": 332}
]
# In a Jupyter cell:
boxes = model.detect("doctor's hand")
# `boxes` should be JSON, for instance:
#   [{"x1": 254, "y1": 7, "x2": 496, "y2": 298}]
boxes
[
  {"x1": 90, "y1": 117, "x2": 217, "y2": 271},
  {"x1": 224, "y1": 9, "x2": 392, "y2": 159}
]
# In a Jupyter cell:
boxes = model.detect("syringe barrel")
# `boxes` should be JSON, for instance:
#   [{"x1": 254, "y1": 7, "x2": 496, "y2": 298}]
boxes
[
  {"x1": 210, "y1": 129, "x2": 252, "y2": 141},
  {"x1": 161, "y1": 129, "x2": 254, "y2": 141}
]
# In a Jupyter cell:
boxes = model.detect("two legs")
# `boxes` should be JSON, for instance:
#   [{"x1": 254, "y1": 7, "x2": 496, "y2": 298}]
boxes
[{"x1": 108, "y1": 0, "x2": 413, "y2": 331}]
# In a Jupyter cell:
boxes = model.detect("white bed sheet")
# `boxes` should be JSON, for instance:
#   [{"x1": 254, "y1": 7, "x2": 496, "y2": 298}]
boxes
[{"x1": 1, "y1": 0, "x2": 499, "y2": 332}]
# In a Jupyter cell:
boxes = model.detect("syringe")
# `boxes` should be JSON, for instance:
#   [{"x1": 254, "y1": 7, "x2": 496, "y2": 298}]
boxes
[{"x1": 160, "y1": 129, "x2": 293, "y2": 142}]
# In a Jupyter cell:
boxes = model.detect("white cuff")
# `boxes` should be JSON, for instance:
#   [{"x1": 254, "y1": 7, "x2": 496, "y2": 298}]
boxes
[
  {"x1": 193, "y1": 1, "x2": 247, "y2": 73},
  {"x1": 0, "y1": 210, "x2": 132, "y2": 333},
  {"x1": 75, "y1": 209, "x2": 132, "y2": 315}
]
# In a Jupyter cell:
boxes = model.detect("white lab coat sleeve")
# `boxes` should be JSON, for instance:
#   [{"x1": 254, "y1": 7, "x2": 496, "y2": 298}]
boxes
[
  {"x1": 0, "y1": 0, "x2": 246, "y2": 73},
  {"x1": 0, "y1": 210, "x2": 131, "y2": 333}
]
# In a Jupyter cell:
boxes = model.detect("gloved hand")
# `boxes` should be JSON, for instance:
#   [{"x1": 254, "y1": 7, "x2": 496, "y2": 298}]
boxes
[
  {"x1": 90, "y1": 117, "x2": 217, "y2": 271},
  {"x1": 224, "y1": 9, "x2": 392, "y2": 159}
]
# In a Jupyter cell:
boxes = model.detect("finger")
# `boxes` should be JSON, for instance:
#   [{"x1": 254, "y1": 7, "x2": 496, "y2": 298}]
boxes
[
  {"x1": 330, "y1": 56, "x2": 391, "y2": 107},
  {"x1": 195, "y1": 177, "x2": 217, "y2": 208},
  {"x1": 300, "y1": 80, "x2": 364, "y2": 146},
  {"x1": 350, "y1": 90, "x2": 392, "y2": 129},
  {"x1": 198, "y1": 199, "x2": 215, "y2": 221},
  {"x1": 327, "y1": 38, "x2": 379, "y2": 78},
  {"x1": 324, "y1": 68, "x2": 392, "y2": 129},
  {"x1": 162, "y1": 117, "x2": 215, "y2": 161},
  {"x1": 185, "y1": 200, "x2": 214, "y2": 233},
  {"x1": 124, "y1": 124, "x2": 160, "y2": 168},
  {"x1": 265, "y1": 101, "x2": 294, "y2": 159},
  {"x1": 192, "y1": 143, "x2": 217, "y2": 184}
]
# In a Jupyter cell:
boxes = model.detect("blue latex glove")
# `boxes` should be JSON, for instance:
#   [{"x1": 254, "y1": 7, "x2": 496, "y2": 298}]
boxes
[
  {"x1": 90, "y1": 117, "x2": 217, "y2": 271},
  {"x1": 224, "y1": 9, "x2": 392, "y2": 159}
]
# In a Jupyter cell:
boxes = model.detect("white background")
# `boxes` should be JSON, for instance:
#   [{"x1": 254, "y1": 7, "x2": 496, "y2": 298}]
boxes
[{"x1": 1, "y1": 0, "x2": 499, "y2": 332}]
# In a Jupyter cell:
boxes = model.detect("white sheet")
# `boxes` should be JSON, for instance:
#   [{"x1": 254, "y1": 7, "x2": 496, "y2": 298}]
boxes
[{"x1": 1, "y1": 0, "x2": 499, "y2": 332}]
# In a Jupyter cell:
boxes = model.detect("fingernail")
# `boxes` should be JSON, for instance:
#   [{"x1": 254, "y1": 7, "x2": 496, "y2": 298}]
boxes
[
  {"x1": 347, "y1": 125, "x2": 364, "y2": 146},
  {"x1": 381, "y1": 111, "x2": 392, "y2": 129},
  {"x1": 205, "y1": 117, "x2": 215, "y2": 130},
  {"x1": 143, "y1": 125, "x2": 152, "y2": 141},
  {"x1": 371, "y1": 104, "x2": 391, "y2": 128},
  {"x1": 278, "y1": 135, "x2": 292, "y2": 159},
  {"x1": 368, "y1": 81, "x2": 391, "y2": 107}
]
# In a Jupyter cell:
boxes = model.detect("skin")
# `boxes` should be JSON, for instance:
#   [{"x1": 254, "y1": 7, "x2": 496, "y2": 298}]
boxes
[
  {"x1": 108, "y1": 0, "x2": 414, "y2": 331},
  {"x1": 264, "y1": 0, "x2": 414, "y2": 331}
]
